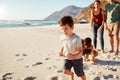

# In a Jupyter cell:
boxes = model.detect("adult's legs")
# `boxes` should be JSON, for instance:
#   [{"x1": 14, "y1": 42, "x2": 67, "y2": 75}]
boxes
[
  {"x1": 109, "y1": 34, "x2": 114, "y2": 52},
  {"x1": 92, "y1": 24, "x2": 99, "y2": 49},
  {"x1": 114, "y1": 21, "x2": 120, "y2": 55},
  {"x1": 114, "y1": 34, "x2": 119, "y2": 55},
  {"x1": 99, "y1": 27, "x2": 104, "y2": 51}
]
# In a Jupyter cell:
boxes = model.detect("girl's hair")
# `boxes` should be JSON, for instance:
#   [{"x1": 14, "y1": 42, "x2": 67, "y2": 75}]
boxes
[
  {"x1": 58, "y1": 16, "x2": 74, "y2": 28},
  {"x1": 83, "y1": 37, "x2": 92, "y2": 48}
]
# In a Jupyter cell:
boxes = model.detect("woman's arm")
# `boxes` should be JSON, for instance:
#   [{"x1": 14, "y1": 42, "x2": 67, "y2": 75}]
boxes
[
  {"x1": 99, "y1": 10, "x2": 105, "y2": 30},
  {"x1": 90, "y1": 9, "x2": 94, "y2": 31}
]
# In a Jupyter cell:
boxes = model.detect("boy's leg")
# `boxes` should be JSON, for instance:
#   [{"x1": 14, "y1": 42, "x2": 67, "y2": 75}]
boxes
[
  {"x1": 64, "y1": 70, "x2": 74, "y2": 80},
  {"x1": 63, "y1": 59, "x2": 73, "y2": 80},
  {"x1": 80, "y1": 75, "x2": 86, "y2": 80},
  {"x1": 73, "y1": 58, "x2": 86, "y2": 80}
]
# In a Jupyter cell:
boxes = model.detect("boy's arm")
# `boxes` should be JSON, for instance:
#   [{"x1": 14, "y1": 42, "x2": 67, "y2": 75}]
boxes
[
  {"x1": 59, "y1": 46, "x2": 64, "y2": 56},
  {"x1": 67, "y1": 46, "x2": 83, "y2": 59}
]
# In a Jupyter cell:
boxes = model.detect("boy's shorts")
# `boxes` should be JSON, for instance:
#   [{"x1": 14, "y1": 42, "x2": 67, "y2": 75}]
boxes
[
  {"x1": 107, "y1": 21, "x2": 120, "y2": 36},
  {"x1": 63, "y1": 58, "x2": 85, "y2": 77}
]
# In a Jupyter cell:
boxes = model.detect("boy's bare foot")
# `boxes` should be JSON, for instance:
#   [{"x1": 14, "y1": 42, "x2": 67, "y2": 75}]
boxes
[{"x1": 109, "y1": 50, "x2": 114, "y2": 53}]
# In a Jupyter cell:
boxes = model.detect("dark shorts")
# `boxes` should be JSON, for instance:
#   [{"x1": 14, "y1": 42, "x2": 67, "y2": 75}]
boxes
[{"x1": 63, "y1": 58, "x2": 85, "y2": 77}]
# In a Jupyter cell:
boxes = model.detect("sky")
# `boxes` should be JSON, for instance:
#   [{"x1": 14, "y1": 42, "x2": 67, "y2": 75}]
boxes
[{"x1": 0, "y1": 0, "x2": 94, "y2": 20}]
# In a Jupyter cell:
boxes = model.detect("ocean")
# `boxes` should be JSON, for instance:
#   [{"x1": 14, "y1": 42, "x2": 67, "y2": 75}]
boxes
[{"x1": 0, "y1": 20, "x2": 58, "y2": 28}]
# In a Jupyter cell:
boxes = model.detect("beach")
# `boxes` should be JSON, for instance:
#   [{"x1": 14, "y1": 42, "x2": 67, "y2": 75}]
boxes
[{"x1": 0, "y1": 23, "x2": 120, "y2": 80}]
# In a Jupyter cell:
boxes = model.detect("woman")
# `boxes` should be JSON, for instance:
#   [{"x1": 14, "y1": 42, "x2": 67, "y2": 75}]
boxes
[{"x1": 91, "y1": 0, "x2": 105, "y2": 53}]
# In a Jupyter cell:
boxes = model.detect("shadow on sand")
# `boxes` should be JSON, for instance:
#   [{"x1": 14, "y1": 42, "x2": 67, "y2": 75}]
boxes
[{"x1": 96, "y1": 59, "x2": 120, "y2": 66}]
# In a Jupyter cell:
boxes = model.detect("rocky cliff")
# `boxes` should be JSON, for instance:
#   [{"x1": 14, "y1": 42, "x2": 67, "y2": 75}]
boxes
[{"x1": 74, "y1": 0, "x2": 108, "y2": 23}]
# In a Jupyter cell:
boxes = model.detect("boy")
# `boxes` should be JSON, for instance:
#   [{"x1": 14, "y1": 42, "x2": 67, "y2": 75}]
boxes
[{"x1": 58, "y1": 16, "x2": 86, "y2": 80}]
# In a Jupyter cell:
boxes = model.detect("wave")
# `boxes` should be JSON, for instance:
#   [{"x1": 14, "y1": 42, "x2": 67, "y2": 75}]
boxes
[{"x1": 0, "y1": 20, "x2": 58, "y2": 28}]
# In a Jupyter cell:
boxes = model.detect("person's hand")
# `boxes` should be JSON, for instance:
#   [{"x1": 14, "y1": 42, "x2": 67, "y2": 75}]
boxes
[
  {"x1": 98, "y1": 25, "x2": 103, "y2": 31},
  {"x1": 59, "y1": 52, "x2": 63, "y2": 56},
  {"x1": 90, "y1": 27, "x2": 92, "y2": 31},
  {"x1": 106, "y1": 26, "x2": 110, "y2": 31},
  {"x1": 67, "y1": 54, "x2": 73, "y2": 59}
]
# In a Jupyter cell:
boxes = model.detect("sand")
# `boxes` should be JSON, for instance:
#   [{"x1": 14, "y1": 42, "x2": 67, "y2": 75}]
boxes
[{"x1": 0, "y1": 23, "x2": 120, "y2": 80}]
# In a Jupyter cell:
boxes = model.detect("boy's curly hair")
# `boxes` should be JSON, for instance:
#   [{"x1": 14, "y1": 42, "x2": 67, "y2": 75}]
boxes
[{"x1": 58, "y1": 16, "x2": 74, "y2": 28}]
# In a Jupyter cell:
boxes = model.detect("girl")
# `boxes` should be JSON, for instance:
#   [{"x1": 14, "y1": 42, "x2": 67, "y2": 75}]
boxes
[{"x1": 82, "y1": 37, "x2": 98, "y2": 64}]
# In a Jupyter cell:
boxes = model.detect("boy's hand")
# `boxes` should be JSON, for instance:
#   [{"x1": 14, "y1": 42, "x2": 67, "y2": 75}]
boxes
[
  {"x1": 59, "y1": 52, "x2": 63, "y2": 56},
  {"x1": 67, "y1": 54, "x2": 73, "y2": 59}
]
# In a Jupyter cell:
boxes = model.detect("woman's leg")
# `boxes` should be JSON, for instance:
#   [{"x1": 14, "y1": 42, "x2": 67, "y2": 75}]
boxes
[
  {"x1": 92, "y1": 24, "x2": 98, "y2": 49},
  {"x1": 99, "y1": 27, "x2": 104, "y2": 51}
]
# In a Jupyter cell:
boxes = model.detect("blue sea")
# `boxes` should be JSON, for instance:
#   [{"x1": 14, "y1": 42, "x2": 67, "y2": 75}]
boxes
[{"x1": 0, "y1": 20, "x2": 58, "y2": 28}]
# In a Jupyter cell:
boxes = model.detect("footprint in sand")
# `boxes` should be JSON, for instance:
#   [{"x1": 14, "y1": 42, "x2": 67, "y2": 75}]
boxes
[
  {"x1": 83, "y1": 63, "x2": 90, "y2": 70},
  {"x1": 25, "y1": 62, "x2": 43, "y2": 69},
  {"x1": 15, "y1": 53, "x2": 27, "y2": 57},
  {"x1": 15, "y1": 53, "x2": 27, "y2": 61},
  {"x1": 93, "y1": 76, "x2": 100, "y2": 80},
  {"x1": 47, "y1": 65, "x2": 57, "y2": 70},
  {"x1": 56, "y1": 69, "x2": 63, "y2": 73},
  {"x1": 15, "y1": 54, "x2": 20, "y2": 56},
  {"x1": 23, "y1": 53, "x2": 27, "y2": 56},
  {"x1": 2, "y1": 72, "x2": 14, "y2": 80},
  {"x1": 45, "y1": 57, "x2": 50, "y2": 60},
  {"x1": 24, "y1": 76, "x2": 36, "y2": 80},
  {"x1": 25, "y1": 65, "x2": 30, "y2": 68},
  {"x1": 16, "y1": 58, "x2": 24, "y2": 61},
  {"x1": 32, "y1": 62, "x2": 43, "y2": 67}
]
